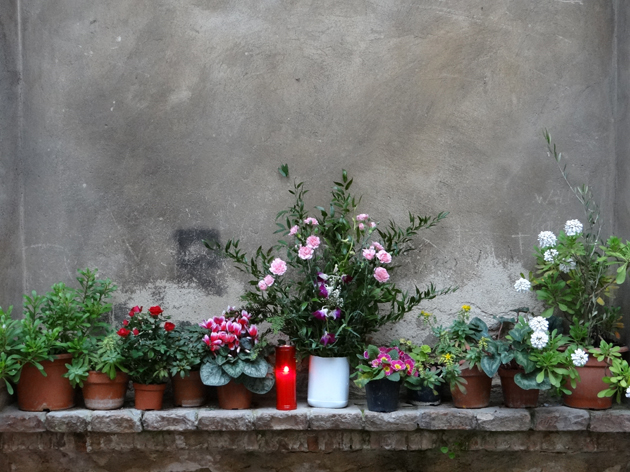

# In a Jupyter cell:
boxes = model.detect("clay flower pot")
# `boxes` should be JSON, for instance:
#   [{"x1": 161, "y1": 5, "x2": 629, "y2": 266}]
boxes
[
  {"x1": 450, "y1": 366, "x2": 492, "y2": 409},
  {"x1": 498, "y1": 367, "x2": 539, "y2": 408},
  {"x1": 82, "y1": 371, "x2": 129, "y2": 410},
  {"x1": 217, "y1": 380, "x2": 253, "y2": 409},
  {"x1": 365, "y1": 378, "x2": 401, "y2": 412},
  {"x1": 563, "y1": 357, "x2": 612, "y2": 410},
  {"x1": 133, "y1": 383, "x2": 166, "y2": 410},
  {"x1": 172, "y1": 370, "x2": 206, "y2": 407},
  {"x1": 17, "y1": 353, "x2": 75, "y2": 411}
]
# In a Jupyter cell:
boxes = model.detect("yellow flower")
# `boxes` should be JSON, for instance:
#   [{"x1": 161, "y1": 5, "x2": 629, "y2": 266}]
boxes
[
  {"x1": 421, "y1": 310, "x2": 432, "y2": 318},
  {"x1": 440, "y1": 353, "x2": 454, "y2": 366},
  {"x1": 461, "y1": 305, "x2": 471, "y2": 312},
  {"x1": 478, "y1": 337, "x2": 488, "y2": 350}
]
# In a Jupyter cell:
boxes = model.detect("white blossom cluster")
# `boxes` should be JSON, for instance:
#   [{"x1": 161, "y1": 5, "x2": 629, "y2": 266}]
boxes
[
  {"x1": 514, "y1": 277, "x2": 531, "y2": 293},
  {"x1": 564, "y1": 219, "x2": 583, "y2": 237},
  {"x1": 528, "y1": 316, "x2": 549, "y2": 332},
  {"x1": 543, "y1": 249, "x2": 558, "y2": 263},
  {"x1": 531, "y1": 330, "x2": 549, "y2": 349},
  {"x1": 571, "y1": 348, "x2": 589, "y2": 367},
  {"x1": 559, "y1": 258, "x2": 576, "y2": 273},
  {"x1": 538, "y1": 231, "x2": 557, "y2": 248}
]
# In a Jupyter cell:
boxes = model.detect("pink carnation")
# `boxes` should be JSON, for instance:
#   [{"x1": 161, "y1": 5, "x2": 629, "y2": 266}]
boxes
[
  {"x1": 289, "y1": 225, "x2": 299, "y2": 236},
  {"x1": 358, "y1": 223, "x2": 365, "y2": 231},
  {"x1": 263, "y1": 275, "x2": 274, "y2": 287},
  {"x1": 363, "y1": 247, "x2": 376, "y2": 260},
  {"x1": 304, "y1": 217, "x2": 319, "y2": 226},
  {"x1": 356, "y1": 214, "x2": 369, "y2": 221},
  {"x1": 372, "y1": 242, "x2": 384, "y2": 251},
  {"x1": 377, "y1": 250, "x2": 392, "y2": 264},
  {"x1": 258, "y1": 280, "x2": 268, "y2": 291},
  {"x1": 370, "y1": 222, "x2": 376, "y2": 228},
  {"x1": 298, "y1": 245, "x2": 314, "y2": 260},
  {"x1": 374, "y1": 267, "x2": 390, "y2": 283},
  {"x1": 269, "y1": 258, "x2": 287, "y2": 276},
  {"x1": 306, "y1": 235, "x2": 321, "y2": 249}
]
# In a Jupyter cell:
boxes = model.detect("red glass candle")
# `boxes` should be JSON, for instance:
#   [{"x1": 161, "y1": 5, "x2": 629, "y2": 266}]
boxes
[{"x1": 275, "y1": 345, "x2": 297, "y2": 410}]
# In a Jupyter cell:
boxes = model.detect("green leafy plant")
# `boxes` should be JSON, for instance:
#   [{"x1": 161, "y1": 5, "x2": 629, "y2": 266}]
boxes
[
  {"x1": 397, "y1": 338, "x2": 445, "y2": 393},
  {"x1": 0, "y1": 307, "x2": 22, "y2": 394},
  {"x1": 352, "y1": 344, "x2": 417, "y2": 388},
  {"x1": 205, "y1": 168, "x2": 455, "y2": 359},
  {"x1": 167, "y1": 324, "x2": 207, "y2": 379},
  {"x1": 599, "y1": 357, "x2": 630, "y2": 403},
  {"x1": 199, "y1": 307, "x2": 274, "y2": 394}
]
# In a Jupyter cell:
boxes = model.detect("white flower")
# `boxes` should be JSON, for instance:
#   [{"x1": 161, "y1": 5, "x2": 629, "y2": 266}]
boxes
[
  {"x1": 625, "y1": 387, "x2": 630, "y2": 399},
  {"x1": 537, "y1": 231, "x2": 557, "y2": 248},
  {"x1": 530, "y1": 330, "x2": 549, "y2": 349},
  {"x1": 543, "y1": 249, "x2": 558, "y2": 263},
  {"x1": 571, "y1": 348, "x2": 589, "y2": 367},
  {"x1": 565, "y1": 219, "x2": 583, "y2": 237},
  {"x1": 514, "y1": 278, "x2": 531, "y2": 293},
  {"x1": 528, "y1": 316, "x2": 549, "y2": 332},
  {"x1": 559, "y1": 258, "x2": 576, "y2": 273}
]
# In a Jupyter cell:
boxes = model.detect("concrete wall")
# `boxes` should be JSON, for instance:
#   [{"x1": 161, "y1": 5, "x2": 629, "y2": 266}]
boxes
[{"x1": 3, "y1": 1, "x2": 625, "y2": 339}]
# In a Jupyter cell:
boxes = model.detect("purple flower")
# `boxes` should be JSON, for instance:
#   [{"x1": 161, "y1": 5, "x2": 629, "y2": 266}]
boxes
[
  {"x1": 341, "y1": 274, "x2": 353, "y2": 284},
  {"x1": 363, "y1": 350, "x2": 369, "y2": 359},
  {"x1": 331, "y1": 307, "x2": 342, "y2": 319},
  {"x1": 318, "y1": 283, "x2": 329, "y2": 298},
  {"x1": 317, "y1": 272, "x2": 328, "y2": 283},
  {"x1": 320, "y1": 331, "x2": 336, "y2": 346},
  {"x1": 312, "y1": 308, "x2": 328, "y2": 320}
]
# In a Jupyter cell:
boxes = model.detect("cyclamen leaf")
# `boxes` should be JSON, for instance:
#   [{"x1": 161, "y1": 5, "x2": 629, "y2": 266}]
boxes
[
  {"x1": 241, "y1": 357, "x2": 269, "y2": 379},
  {"x1": 222, "y1": 359, "x2": 245, "y2": 378},
  {"x1": 200, "y1": 362, "x2": 231, "y2": 386},
  {"x1": 242, "y1": 375, "x2": 275, "y2": 394}
]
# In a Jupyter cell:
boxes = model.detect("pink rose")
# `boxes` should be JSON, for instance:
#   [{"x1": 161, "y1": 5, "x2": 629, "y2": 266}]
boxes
[
  {"x1": 372, "y1": 242, "x2": 384, "y2": 251},
  {"x1": 304, "y1": 217, "x2": 319, "y2": 226},
  {"x1": 363, "y1": 247, "x2": 376, "y2": 260},
  {"x1": 356, "y1": 214, "x2": 369, "y2": 221},
  {"x1": 358, "y1": 223, "x2": 365, "y2": 231},
  {"x1": 289, "y1": 225, "x2": 299, "y2": 235},
  {"x1": 306, "y1": 235, "x2": 321, "y2": 249},
  {"x1": 377, "y1": 250, "x2": 392, "y2": 264},
  {"x1": 269, "y1": 258, "x2": 287, "y2": 275},
  {"x1": 298, "y1": 245, "x2": 314, "y2": 260},
  {"x1": 263, "y1": 275, "x2": 274, "y2": 287},
  {"x1": 258, "y1": 280, "x2": 268, "y2": 291},
  {"x1": 374, "y1": 267, "x2": 390, "y2": 283}
]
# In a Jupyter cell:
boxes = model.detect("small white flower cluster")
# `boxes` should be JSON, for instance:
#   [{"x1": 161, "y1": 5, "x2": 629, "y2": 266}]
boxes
[
  {"x1": 514, "y1": 277, "x2": 531, "y2": 293},
  {"x1": 559, "y1": 258, "x2": 576, "y2": 273},
  {"x1": 528, "y1": 316, "x2": 549, "y2": 332},
  {"x1": 571, "y1": 348, "x2": 589, "y2": 367},
  {"x1": 564, "y1": 219, "x2": 583, "y2": 237},
  {"x1": 626, "y1": 386, "x2": 630, "y2": 399},
  {"x1": 543, "y1": 249, "x2": 558, "y2": 263},
  {"x1": 538, "y1": 231, "x2": 557, "y2": 248},
  {"x1": 531, "y1": 330, "x2": 549, "y2": 349}
]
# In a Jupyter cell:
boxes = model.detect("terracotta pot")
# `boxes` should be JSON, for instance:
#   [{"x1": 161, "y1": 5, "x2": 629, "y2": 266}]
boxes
[
  {"x1": 133, "y1": 383, "x2": 166, "y2": 410},
  {"x1": 82, "y1": 371, "x2": 128, "y2": 410},
  {"x1": 450, "y1": 365, "x2": 492, "y2": 409},
  {"x1": 217, "y1": 380, "x2": 253, "y2": 409},
  {"x1": 498, "y1": 367, "x2": 539, "y2": 408},
  {"x1": 17, "y1": 353, "x2": 75, "y2": 411},
  {"x1": 172, "y1": 370, "x2": 206, "y2": 407},
  {"x1": 563, "y1": 357, "x2": 612, "y2": 410}
]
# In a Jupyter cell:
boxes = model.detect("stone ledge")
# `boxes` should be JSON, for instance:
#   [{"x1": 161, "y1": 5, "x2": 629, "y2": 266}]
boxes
[{"x1": 2, "y1": 402, "x2": 630, "y2": 434}]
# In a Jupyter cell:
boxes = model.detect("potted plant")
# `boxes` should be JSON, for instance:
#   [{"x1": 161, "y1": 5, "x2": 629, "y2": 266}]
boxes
[
  {"x1": 0, "y1": 307, "x2": 21, "y2": 407},
  {"x1": 117, "y1": 305, "x2": 172, "y2": 410},
  {"x1": 14, "y1": 268, "x2": 116, "y2": 411},
  {"x1": 353, "y1": 344, "x2": 416, "y2": 412},
  {"x1": 205, "y1": 168, "x2": 453, "y2": 408},
  {"x1": 168, "y1": 324, "x2": 207, "y2": 407},
  {"x1": 512, "y1": 132, "x2": 630, "y2": 409},
  {"x1": 199, "y1": 307, "x2": 274, "y2": 409},
  {"x1": 398, "y1": 338, "x2": 444, "y2": 405},
  {"x1": 599, "y1": 356, "x2": 630, "y2": 403},
  {"x1": 423, "y1": 305, "x2": 497, "y2": 409}
]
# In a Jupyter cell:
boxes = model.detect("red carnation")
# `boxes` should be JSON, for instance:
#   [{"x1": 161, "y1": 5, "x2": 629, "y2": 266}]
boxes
[
  {"x1": 129, "y1": 305, "x2": 142, "y2": 317},
  {"x1": 117, "y1": 328, "x2": 130, "y2": 337},
  {"x1": 164, "y1": 322, "x2": 175, "y2": 332},
  {"x1": 148, "y1": 305, "x2": 163, "y2": 316},
  {"x1": 132, "y1": 328, "x2": 139, "y2": 336}
]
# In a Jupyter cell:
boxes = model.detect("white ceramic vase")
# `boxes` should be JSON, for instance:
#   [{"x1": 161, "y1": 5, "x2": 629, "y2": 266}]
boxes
[{"x1": 307, "y1": 355, "x2": 349, "y2": 408}]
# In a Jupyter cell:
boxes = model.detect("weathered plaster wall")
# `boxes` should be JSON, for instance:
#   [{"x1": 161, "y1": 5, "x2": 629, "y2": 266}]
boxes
[
  {"x1": 0, "y1": 0, "x2": 23, "y2": 312},
  {"x1": 5, "y1": 1, "x2": 623, "y2": 338}
]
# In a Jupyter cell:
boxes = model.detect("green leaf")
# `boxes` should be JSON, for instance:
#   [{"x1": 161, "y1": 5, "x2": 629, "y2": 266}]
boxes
[
  {"x1": 480, "y1": 355, "x2": 501, "y2": 377},
  {"x1": 222, "y1": 359, "x2": 245, "y2": 378},
  {"x1": 241, "y1": 357, "x2": 270, "y2": 379},
  {"x1": 278, "y1": 164, "x2": 289, "y2": 177},
  {"x1": 200, "y1": 361, "x2": 231, "y2": 386},
  {"x1": 514, "y1": 371, "x2": 543, "y2": 390},
  {"x1": 242, "y1": 375, "x2": 275, "y2": 394}
]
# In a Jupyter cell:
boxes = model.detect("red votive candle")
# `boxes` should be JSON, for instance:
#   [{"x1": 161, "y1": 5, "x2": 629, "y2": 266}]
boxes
[{"x1": 275, "y1": 345, "x2": 297, "y2": 410}]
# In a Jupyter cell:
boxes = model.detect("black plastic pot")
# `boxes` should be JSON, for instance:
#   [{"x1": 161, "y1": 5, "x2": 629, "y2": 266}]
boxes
[
  {"x1": 365, "y1": 378, "x2": 401, "y2": 412},
  {"x1": 407, "y1": 385, "x2": 441, "y2": 405}
]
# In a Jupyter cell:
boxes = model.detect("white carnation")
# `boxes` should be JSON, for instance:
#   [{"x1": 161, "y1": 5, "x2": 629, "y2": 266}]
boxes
[
  {"x1": 544, "y1": 249, "x2": 559, "y2": 263},
  {"x1": 538, "y1": 231, "x2": 557, "y2": 248},
  {"x1": 528, "y1": 316, "x2": 549, "y2": 332},
  {"x1": 531, "y1": 330, "x2": 549, "y2": 349},
  {"x1": 559, "y1": 258, "x2": 576, "y2": 273},
  {"x1": 514, "y1": 278, "x2": 531, "y2": 293},
  {"x1": 571, "y1": 348, "x2": 589, "y2": 367},
  {"x1": 565, "y1": 219, "x2": 583, "y2": 237}
]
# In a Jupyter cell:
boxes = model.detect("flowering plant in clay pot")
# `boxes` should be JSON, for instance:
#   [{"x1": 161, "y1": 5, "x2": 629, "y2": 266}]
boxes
[
  {"x1": 205, "y1": 168, "x2": 454, "y2": 359},
  {"x1": 198, "y1": 307, "x2": 274, "y2": 395}
]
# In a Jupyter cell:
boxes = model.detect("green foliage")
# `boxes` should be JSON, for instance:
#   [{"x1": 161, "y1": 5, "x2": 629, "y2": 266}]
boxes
[
  {"x1": 599, "y1": 357, "x2": 630, "y2": 403},
  {"x1": 166, "y1": 325, "x2": 206, "y2": 379},
  {"x1": 0, "y1": 307, "x2": 22, "y2": 394}
]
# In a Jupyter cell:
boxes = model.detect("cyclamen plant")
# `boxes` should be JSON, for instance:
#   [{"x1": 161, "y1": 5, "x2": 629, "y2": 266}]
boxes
[
  {"x1": 205, "y1": 168, "x2": 454, "y2": 358},
  {"x1": 199, "y1": 307, "x2": 274, "y2": 394},
  {"x1": 353, "y1": 345, "x2": 417, "y2": 388}
]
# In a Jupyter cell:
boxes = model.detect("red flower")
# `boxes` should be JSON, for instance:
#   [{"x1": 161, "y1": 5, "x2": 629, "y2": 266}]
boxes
[
  {"x1": 117, "y1": 328, "x2": 130, "y2": 337},
  {"x1": 164, "y1": 322, "x2": 175, "y2": 332},
  {"x1": 129, "y1": 305, "x2": 142, "y2": 317},
  {"x1": 122, "y1": 319, "x2": 129, "y2": 326},
  {"x1": 132, "y1": 328, "x2": 139, "y2": 336},
  {"x1": 148, "y1": 305, "x2": 163, "y2": 316}
]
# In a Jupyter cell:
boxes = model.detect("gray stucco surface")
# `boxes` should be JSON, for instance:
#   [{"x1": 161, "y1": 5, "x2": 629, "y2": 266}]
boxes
[{"x1": 1, "y1": 1, "x2": 627, "y2": 340}]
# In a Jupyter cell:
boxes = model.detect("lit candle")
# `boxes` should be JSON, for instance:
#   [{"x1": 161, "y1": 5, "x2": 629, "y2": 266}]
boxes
[{"x1": 275, "y1": 345, "x2": 297, "y2": 410}]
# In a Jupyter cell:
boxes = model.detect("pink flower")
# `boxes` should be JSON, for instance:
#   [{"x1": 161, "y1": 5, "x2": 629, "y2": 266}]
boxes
[
  {"x1": 331, "y1": 307, "x2": 342, "y2": 319},
  {"x1": 376, "y1": 250, "x2": 392, "y2": 264},
  {"x1": 304, "y1": 217, "x2": 319, "y2": 226},
  {"x1": 298, "y1": 245, "x2": 314, "y2": 260},
  {"x1": 248, "y1": 325, "x2": 259, "y2": 338},
  {"x1": 269, "y1": 258, "x2": 287, "y2": 275},
  {"x1": 371, "y1": 359, "x2": 380, "y2": 368},
  {"x1": 199, "y1": 319, "x2": 214, "y2": 329},
  {"x1": 289, "y1": 225, "x2": 299, "y2": 235},
  {"x1": 306, "y1": 235, "x2": 321, "y2": 249},
  {"x1": 372, "y1": 242, "x2": 384, "y2": 251},
  {"x1": 374, "y1": 267, "x2": 390, "y2": 283},
  {"x1": 363, "y1": 247, "x2": 376, "y2": 260},
  {"x1": 356, "y1": 214, "x2": 369, "y2": 221},
  {"x1": 318, "y1": 283, "x2": 329, "y2": 298},
  {"x1": 370, "y1": 222, "x2": 376, "y2": 228},
  {"x1": 263, "y1": 275, "x2": 274, "y2": 287},
  {"x1": 258, "y1": 280, "x2": 268, "y2": 291},
  {"x1": 320, "y1": 331, "x2": 336, "y2": 346},
  {"x1": 312, "y1": 308, "x2": 328, "y2": 320},
  {"x1": 358, "y1": 223, "x2": 365, "y2": 231}
]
